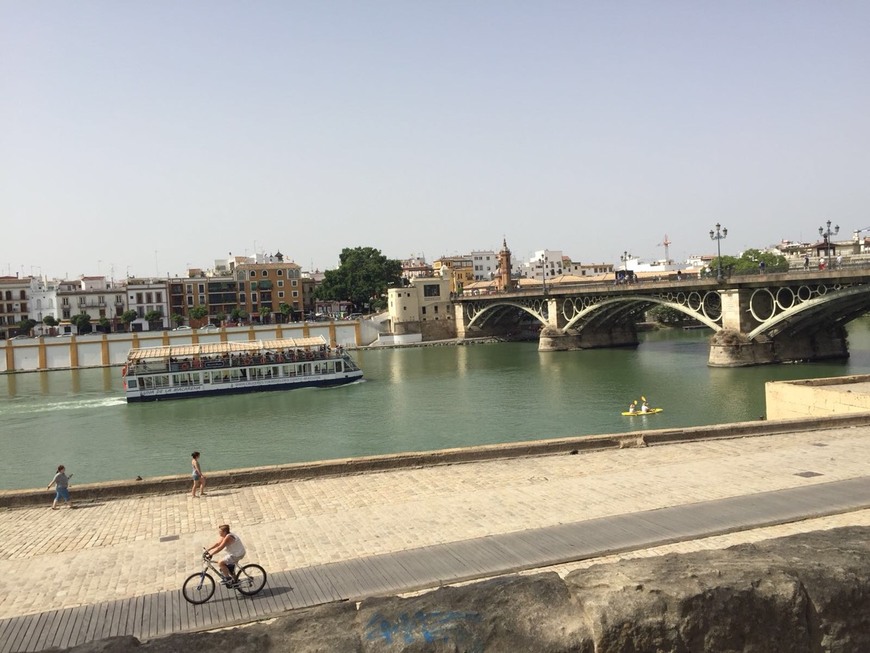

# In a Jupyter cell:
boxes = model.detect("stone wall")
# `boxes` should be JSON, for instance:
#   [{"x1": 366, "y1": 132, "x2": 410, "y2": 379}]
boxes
[
  {"x1": 766, "y1": 374, "x2": 870, "y2": 420},
  {"x1": 65, "y1": 526, "x2": 870, "y2": 652}
]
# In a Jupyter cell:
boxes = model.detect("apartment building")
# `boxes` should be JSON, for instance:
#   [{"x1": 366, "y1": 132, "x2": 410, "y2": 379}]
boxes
[
  {"x1": 235, "y1": 254, "x2": 304, "y2": 322},
  {"x1": 57, "y1": 276, "x2": 125, "y2": 329},
  {"x1": 126, "y1": 278, "x2": 170, "y2": 330},
  {"x1": 0, "y1": 276, "x2": 30, "y2": 339}
]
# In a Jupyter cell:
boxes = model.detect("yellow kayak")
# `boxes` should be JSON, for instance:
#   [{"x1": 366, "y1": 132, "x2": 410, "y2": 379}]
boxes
[{"x1": 621, "y1": 408, "x2": 663, "y2": 416}]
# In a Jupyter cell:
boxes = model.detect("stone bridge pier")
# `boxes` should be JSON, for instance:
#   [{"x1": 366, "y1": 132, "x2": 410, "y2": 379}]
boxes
[
  {"x1": 709, "y1": 288, "x2": 849, "y2": 367},
  {"x1": 538, "y1": 298, "x2": 639, "y2": 352}
]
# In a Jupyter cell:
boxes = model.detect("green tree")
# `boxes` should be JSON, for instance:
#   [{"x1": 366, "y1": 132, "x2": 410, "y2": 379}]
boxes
[
  {"x1": 70, "y1": 312, "x2": 92, "y2": 334},
  {"x1": 144, "y1": 310, "x2": 163, "y2": 330},
  {"x1": 230, "y1": 308, "x2": 248, "y2": 324},
  {"x1": 278, "y1": 303, "x2": 291, "y2": 324},
  {"x1": 190, "y1": 305, "x2": 209, "y2": 327},
  {"x1": 316, "y1": 246, "x2": 402, "y2": 312},
  {"x1": 171, "y1": 313, "x2": 185, "y2": 328},
  {"x1": 42, "y1": 315, "x2": 58, "y2": 328},
  {"x1": 121, "y1": 310, "x2": 138, "y2": 331},
  {"x1": 98, "y1": 316, "x2": 111, "y2": 333},
  {"x1": 258, "y1": 306, "x2": 271, "y2": 323},
  {"x1": 711, "y1": 249, "x2": 789, "y2": 279},
  {"x1": 17, "y1": 318, "x2": 37, "y2": 335}
]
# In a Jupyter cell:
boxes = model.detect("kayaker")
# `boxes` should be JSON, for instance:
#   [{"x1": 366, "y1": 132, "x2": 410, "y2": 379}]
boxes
[
  {"x1": 641, "y1": 399, "x2": 650, "y2": 413},
  {"x1": 628, "y1": 401, "x2": 637, "y2": 414}
]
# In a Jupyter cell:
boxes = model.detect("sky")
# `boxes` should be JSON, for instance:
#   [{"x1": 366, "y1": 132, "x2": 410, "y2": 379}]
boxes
[{"x1": 2, "y1": 1, "x2": 869, "y2": 280}]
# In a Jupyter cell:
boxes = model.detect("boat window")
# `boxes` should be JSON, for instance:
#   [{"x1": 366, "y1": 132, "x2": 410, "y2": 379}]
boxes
[{"x1": 127, "y1": 379, "x2": 138, "y2": 388}]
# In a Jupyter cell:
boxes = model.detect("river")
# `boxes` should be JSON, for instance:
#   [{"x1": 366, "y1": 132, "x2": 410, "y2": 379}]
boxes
[{"x1": 3, "y1": 322, "x2": 870, "y2": 491}]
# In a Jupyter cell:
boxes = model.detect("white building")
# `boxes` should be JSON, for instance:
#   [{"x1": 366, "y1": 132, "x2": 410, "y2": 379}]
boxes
[
  {"x1": 523, "y1": 250, "x2": 565, "y2": 282},
  {"x1": 125, "y1": 278, "x2": 170, "y2": 330},
  {"x1": 469, "y1": 250, "x2": 497, "y2": 280},
  {"x1": 28, "y1": 276, "x2": 59, "y2": 323},
  {"x1": 57, "y1": 276, "x2": 126, "y2": 330}
]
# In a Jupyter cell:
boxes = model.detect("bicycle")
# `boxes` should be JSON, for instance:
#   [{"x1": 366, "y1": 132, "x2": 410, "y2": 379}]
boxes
[{"x1": 182, "y1": 549, "x2": 267, "y2": 604}]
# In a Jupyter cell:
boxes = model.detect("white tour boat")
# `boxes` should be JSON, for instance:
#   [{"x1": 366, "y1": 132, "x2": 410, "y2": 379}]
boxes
[{"x1": 123, "y1": 336, "x2": 363, "y2": 403}]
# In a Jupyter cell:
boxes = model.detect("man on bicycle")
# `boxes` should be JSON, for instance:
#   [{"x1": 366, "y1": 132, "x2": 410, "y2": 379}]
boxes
[{"x1": 205, "y1": 524, "x2": 246, "y2": 585}]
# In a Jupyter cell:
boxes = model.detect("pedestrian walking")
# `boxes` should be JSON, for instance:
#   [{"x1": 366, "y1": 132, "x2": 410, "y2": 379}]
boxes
[
  {"x1": 47, "y1": 464, "x2": 73, "y2": 509},
  {"x1": 191, "y1": 451, "x2": 206, "y2": 497}
]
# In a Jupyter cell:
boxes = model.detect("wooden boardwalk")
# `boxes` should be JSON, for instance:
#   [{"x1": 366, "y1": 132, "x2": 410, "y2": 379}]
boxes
[{"x1": 2, "y1": 476, "x2": 869, "y2": 652}]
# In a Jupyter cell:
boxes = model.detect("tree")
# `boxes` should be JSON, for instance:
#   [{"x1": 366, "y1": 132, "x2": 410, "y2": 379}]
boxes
[
  {"x1": 230, "y1": 308, "x2": 248, "y2": 324},
  {"x1": 316, "y1": 246, "x2": 402, "y2": 312},
  {"x1": 259, "y1": 306, "x2": 271, "y2": 323},
  {"x1": 98, "y1": 316, "x2": 111, "y2": 333},
  {"x1": 144, "y1": 310, "x2": 163, "y2": 331},
  {"x1": 712, "y1": 249, "x2": 789, "y2": 278},
  {"x1": 17, "y1": 318, "x2": 37, "y2": 335},
  {"x1": 171, "y1": 313, "x2": 185, "y2": 328},
  {"x1": 121, "y1": 310, "x2": 138, "y2": 331},
  {"x1": 190, "y1": 305, "x2": 209, "y2": 327},
  {"x1": 70, "y1": 312, "x2": 92, "y2": 334},
  {"x1": 42, "y1": 315, "x2": 58, "y2": 327}
]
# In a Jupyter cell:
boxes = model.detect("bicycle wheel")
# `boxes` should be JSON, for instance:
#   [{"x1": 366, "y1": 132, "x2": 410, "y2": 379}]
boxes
[
  {"x1": 235, "y1": 564, "x2": 267, "y2": 596},
  {"x1": 182, "y1": 571, "x2": 216, "y2": 604}
]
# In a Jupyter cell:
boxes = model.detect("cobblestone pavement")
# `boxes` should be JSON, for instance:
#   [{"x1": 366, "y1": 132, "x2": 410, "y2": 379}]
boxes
[{"x1": 1, "y1": 426, "x2": 869, "y2": 619}]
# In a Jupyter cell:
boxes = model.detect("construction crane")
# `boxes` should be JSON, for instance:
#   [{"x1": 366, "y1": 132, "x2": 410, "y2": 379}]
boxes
[{"x1": 657, "y1": 234, "x2": 672, "y2": 265}]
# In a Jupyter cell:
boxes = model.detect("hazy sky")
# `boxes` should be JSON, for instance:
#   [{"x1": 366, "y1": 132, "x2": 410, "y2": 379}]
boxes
[{"x1": 2, "y1": 1, "x2": 868, "y2": 279}]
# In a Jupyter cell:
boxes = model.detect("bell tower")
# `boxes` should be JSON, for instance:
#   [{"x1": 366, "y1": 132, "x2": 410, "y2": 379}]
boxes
[{"x1": 497, "y1": 238, "x2": 514, "y2": 291}]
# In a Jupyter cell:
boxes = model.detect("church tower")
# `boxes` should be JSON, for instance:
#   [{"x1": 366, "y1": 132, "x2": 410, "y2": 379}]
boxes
[{"x1": 497, "y1": 238, "x2": 514, "y2": 291}]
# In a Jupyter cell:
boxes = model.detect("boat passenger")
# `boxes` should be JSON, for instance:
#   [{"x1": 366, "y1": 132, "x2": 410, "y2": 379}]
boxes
[
  {"x1": 628, "y1": 401, "x2": 637, "y2": 414},
  {"x1": 641, "y1": 400, "x2": 650, "y2": 413}
]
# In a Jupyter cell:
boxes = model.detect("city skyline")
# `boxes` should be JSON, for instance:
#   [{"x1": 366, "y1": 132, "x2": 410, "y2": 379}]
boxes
[{"x1": 3, "y1": 2, "x2": 869, "y2": 279}]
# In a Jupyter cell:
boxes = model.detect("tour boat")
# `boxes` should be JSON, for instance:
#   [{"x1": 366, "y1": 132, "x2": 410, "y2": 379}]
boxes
[{"x1": 123, "y1": 336, "x2": 363, "y2": 402}]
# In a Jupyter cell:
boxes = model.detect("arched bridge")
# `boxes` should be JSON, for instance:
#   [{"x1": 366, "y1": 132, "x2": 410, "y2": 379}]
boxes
[{"x1": 454, "y1": 270, "x2": 870, "y2": 366}]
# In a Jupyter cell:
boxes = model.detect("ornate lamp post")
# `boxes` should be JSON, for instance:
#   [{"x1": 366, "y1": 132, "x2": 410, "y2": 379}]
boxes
[
  {"x1": 819, "y1": 220, "x2": 839, "y2": 260},
  {"x1": 539, "y1": 253, "x2": 548, "y2": 295},
  {"x1": 709, "y1": 223, "x2": 728, "y2": 281},
  {"x1": 620, "y1": 251, "x2": 632, "y2": 271}
]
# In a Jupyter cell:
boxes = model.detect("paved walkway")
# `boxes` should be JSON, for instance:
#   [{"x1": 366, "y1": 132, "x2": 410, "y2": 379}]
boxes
[{"x1": 1, "y1": 425, "x2": 869, "y2": 649}]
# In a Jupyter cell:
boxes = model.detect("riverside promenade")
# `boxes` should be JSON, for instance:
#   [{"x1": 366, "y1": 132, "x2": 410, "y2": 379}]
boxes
[{"x1": 2, "y1": 416, "x2": 870, "y2": 651}]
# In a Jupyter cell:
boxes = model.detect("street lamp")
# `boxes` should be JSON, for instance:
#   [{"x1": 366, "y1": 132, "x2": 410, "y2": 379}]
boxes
[
  {"x1": 819, "y1": 219, "x2": 839, "y2": 260},
  {"x1": 620, "y1": 251, "x2": 632, "y2": 271},
  {"x1": 539, "y1": 254, "x2": 548, "y2": 295},
  {"x1": 709, "y1": 223, "x2": 728, "y2": 281}
]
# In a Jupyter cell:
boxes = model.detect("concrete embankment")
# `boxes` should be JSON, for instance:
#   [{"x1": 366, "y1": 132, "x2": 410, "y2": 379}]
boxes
[{"x1": 5, "y1": 412, "x2": 870, "y2": 509}]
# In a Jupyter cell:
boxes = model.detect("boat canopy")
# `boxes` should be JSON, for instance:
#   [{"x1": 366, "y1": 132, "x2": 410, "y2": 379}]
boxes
[{"x1": 126, "y1": 336, "x2": 330, "y2": 362}]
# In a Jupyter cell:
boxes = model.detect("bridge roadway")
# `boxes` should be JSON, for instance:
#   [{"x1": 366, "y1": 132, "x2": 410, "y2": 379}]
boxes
[{"x1": 2, "y1": 417, "x2": 870, "y2": 651}]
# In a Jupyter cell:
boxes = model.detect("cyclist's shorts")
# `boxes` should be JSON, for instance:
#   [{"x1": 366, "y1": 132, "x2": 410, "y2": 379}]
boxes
[{"x1": 223, "y1": 553, "x2": 245, "y2": 566}]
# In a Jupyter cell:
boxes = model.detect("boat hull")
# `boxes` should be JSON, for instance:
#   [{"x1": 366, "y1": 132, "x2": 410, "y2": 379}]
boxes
[
  {"x1": 621, "y1": 408, "x2": 663, "y2": 416},
  {"x1": 126, "y1": 370, "x2": 363, "y2": 402}
]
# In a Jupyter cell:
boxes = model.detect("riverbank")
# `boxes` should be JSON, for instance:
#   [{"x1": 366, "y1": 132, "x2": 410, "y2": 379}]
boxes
[{"x1": 4, "y1": 412, "x2": 869, "y2": 509}]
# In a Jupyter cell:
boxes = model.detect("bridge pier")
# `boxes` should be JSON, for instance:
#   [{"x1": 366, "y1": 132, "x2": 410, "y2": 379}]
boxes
[
  {"x1": 539, "y1": 325, "x2": 639, "y2": 352},
  {"x1": 708, "y1": 327, "x2": 849, "y2": 367}
]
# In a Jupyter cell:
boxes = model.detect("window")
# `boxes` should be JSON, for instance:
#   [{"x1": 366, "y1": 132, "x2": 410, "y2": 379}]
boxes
[
  {"x1": 277, "y1": 280, "x2": 283, "y2": 287},
  {"x1": 278, "y1": 291, "x2": 284, "y2": 298},
  {"x1": 249, "y1": 271, "x2": 255, "y2": 278},
  {"x1": 262, "y1": 270, "x2": 268, "y2": 277},
  {"x1": 291, "y1": 279, "x2": 298, "y2": 287},
  {"x1": 277, "y1": 269, "x2": 284, "y2": 276}
]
